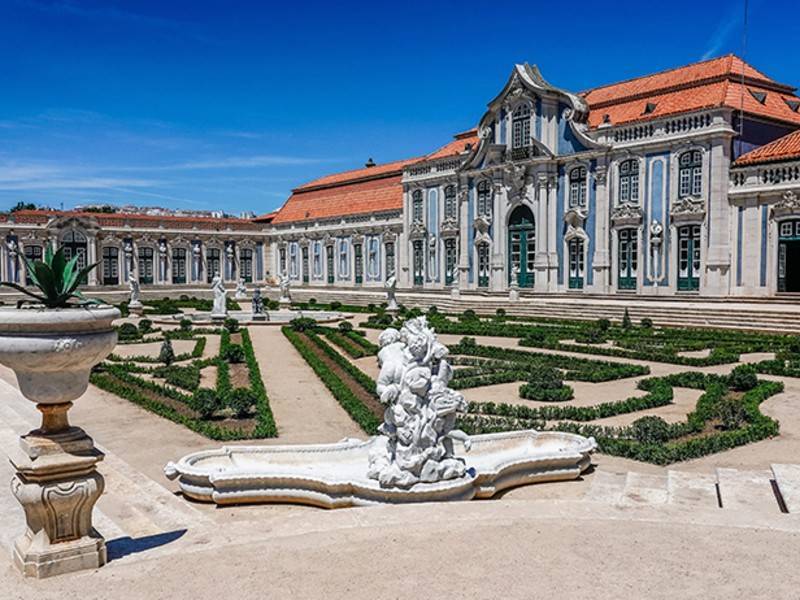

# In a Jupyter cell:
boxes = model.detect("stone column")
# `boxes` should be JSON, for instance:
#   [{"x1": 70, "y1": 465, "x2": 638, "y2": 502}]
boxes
[
  {"x1": 490, "y1": 180, "x2": 504, "y2": 291},
  {"x1": 86, "y1": 234, "x2": 97, "y2": 286},
  {"x1": 458, "y1": 185, "x2": 469, "y2": 290},
  {"x1": 704, "y1": 137, "x2": 733, "y2": 296},
  {"x1": 592, "y1": 164, "x2": 610, "y2": 292},
  {"x1": 547, "y1": 173, "x2": 559, "y2": 291},
  {"x1": 534, "y1": 173, "x2": 550, "y2": 292}
]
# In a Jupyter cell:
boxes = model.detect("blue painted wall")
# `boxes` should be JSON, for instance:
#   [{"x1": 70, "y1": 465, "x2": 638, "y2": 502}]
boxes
[
  {"x1": 467, "y1": 180, "x2": 474, "y2": 283},
  {"x1": 556, "y1": 166, "x2": 565, "y2": 285},
  {"x1": 586, "y1": 161, "x2": 596, "y2": 285},
  {"x1": 557, "y1": 103, "x2": 589, "y2": 155}
]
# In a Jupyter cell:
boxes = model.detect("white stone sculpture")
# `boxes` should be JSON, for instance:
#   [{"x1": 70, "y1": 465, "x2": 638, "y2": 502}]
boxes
[
  {"x1": 367, "y1": 317, "x2": 471, "y2": 488},
  {"x1": 278, "y1": 271, "x2": 291, "y2": 307},
  {"x1": 6, "y1": 238, "x2": 18, "y2": 281},
  {"x1": 509, "y1": 264, "x2": 520, "y2": 301},
  {"x1": 210, "y1": 272, "x2": 227, "y2": 318},
  {"x1": 128, "y1": 276, "x2": 143, "y2": 314},
  {"x1": 235, "y1": 277, "x2": 247, "y2": 300},
  {"x1": 450, "y1": 262, "x2": 461, "y2": 299},
  {"x1": 385, "y1": 273, "x2": 399, "y2": 313}
]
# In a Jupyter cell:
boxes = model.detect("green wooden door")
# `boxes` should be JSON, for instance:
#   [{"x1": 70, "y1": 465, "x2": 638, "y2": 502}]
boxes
[
  {"x1": 618, "y1": 228, "x2": 637, "y2": 290},
  {"x1": 353, "y1": 244, "x2": 363, "y2": 285},
  {"x1": 508, "y1": 206, "x2": 535, "y2": 288},
  {"x1": 677, "y1": 225, "x2": 700, "y2": 291},
  {"x1": 568, "y1": 239, "x2": 584, "y2": 289}
]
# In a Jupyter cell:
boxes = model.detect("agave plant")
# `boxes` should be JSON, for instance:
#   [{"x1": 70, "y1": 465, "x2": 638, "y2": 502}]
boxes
[{"x1": 1, "y1": 246, "x2": 101, "y2": 308}]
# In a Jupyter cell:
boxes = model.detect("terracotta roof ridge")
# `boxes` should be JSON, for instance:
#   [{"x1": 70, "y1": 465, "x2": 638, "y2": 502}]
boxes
[
  {"x1": 292, "y1": 158, "x2": 416, "y2": 193},
  {"x1": 581, "y1": 55, "x2": 728, "y2": 95}
]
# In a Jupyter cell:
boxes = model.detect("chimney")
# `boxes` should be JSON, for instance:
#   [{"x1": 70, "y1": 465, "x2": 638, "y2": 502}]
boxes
[{"x1": 364, "y1": 157, "x2": 376, "y2": 168}]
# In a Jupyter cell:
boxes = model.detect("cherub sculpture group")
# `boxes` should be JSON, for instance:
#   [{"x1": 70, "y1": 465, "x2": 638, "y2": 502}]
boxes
[{"x1": 368, "y1": 316, "x2": 471, "y2": 488}]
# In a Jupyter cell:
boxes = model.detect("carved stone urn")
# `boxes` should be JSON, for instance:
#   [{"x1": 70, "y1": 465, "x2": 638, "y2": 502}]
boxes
[{"x1": 0, "y1": 305, "x2": 119, "y2": 578}]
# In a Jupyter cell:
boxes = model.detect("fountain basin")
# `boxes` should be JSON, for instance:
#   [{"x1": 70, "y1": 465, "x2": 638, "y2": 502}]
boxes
[{"x1": 164, "y1": 430, "x2": 596, "y2": 508}]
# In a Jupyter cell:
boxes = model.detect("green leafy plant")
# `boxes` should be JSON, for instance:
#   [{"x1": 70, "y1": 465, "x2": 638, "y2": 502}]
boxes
[
  {"x1": 227, "y1": 387, "x2": 256, "y2": 418},
  {"x1": 2, "y1": 246, "x2": 100, "y2": 308},
  {"x1": 159, "y1": 339, "x2": 176, "y2": 366},
  {"x1": 179, "y1": 318, "x2": 193, "y2": 332},
  {"x1": 222, "y1": 343, "x2": 245, "y2": 363}
]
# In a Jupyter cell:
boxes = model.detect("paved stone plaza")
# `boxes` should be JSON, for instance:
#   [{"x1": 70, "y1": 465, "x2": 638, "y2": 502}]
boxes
[{"x1": 1, "y1": 306, "x2": 800, "y2": 599}]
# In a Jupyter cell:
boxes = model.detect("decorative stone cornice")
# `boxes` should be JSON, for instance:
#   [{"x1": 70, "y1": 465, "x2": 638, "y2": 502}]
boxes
[
  {"x1": 440, "y1": 217, "x2": 459, "y2": 238},
  {"x1": 772, "y1": 191, "x2": 800, "y2": 219},
  {"x1": 408, "y1": 222, "x2": 427, "y2": 240},
  {"x1": 564, "y1": 207, "x2": 588, "y2": 229},
  {"x1": 610, "y1": 203, "x2": 643, "y2": 227},
  {"x1": 670, "y1": 197, "x2": 706, "y2": 224}
]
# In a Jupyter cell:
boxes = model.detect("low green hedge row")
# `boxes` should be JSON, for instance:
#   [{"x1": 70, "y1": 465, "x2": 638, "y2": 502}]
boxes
[
  {"x1": 240, "y1": 328, "x2": 277, "y2": 437},
  {"x1": 450, "y1": 338, "x2": 650, "y2": 382},
  {"x1": 305, "y1": 330, "x2": 377, "y2": 395},
  {"x1": 518, "y1": 383, "x2": 574, "y2": 402},
  {"x1": 283, "y1": 327, "x2": 380, "y2": 434},
  {"x1": 319, "y1": 328, "x2": 368, "y2": 359}
]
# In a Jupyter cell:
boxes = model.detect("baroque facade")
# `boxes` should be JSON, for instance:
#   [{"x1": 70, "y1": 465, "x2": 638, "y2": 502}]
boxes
[{"x1": 2, "y1": 55, "x2": 800, "y2": 298}]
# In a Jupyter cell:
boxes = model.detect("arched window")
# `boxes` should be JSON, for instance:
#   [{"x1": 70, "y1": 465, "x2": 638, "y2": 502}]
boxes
[
  {"x1": 618, "y1": 159, "x2": 640, "y2": 204},
  {"x1": 477, "y1": 180, "x2": 492, "y2": 217},
  {"x1": 569, "y1": 167, "x2": 587, "y2": 208},
  {"x1": 444, "y1": 185, "x2": 457, "y2": 220},
  {"x1": 412, "y1": 190, "x2": 424, "y2": 223},
  {"x1": 679, "y1": 150, "x2": 703, "y2": 198},
  {"x1": 512, "y1": 104, "x2": 531, "y2": 151},
  {"x1": 338, "y1": 239, "x2": 349, "y2": 278}
]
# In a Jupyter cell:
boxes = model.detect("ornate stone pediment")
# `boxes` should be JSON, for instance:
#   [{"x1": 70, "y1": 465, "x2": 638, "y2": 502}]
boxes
[
  {"x1": 670, "y1": 197, "x2": 706, "y2": 223},
  {"x1": 564, "y1": 208, "x2": 588, "y2": 229},
  {"x1": 440, "y1": 217, "x2": 459, "y2": 238},
  {"x1": 503, "y1": 163, "x2": 530, "y2": 204},
  {"x1": 408, "y1": 222, "x2": 427, "y2": 240},
  {"x1": 772, "y1": 191, "x2": 800, "y2": 219},
  {"x1": 611, "y1": 203, "x2": 643, "y2": 227}
]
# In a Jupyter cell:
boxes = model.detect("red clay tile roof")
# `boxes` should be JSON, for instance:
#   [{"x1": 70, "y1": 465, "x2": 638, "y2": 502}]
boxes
[
  {"x1": 735, "y1": 129, "x2": 800, "y2": 165},
  {"x1": 295, "y1": 157, "x2": 420, "y2": 191},
  {"x1": 417, "y1": 129, "x2": 479, "y2": 162},
  {"x1": 1, "y1": 209, "x2": 263, "y2": 231},
  {"x1": 252, "y1": 210, "x2": 277, "y2": 223},
  {"x1": 272, "y1": 172, "x2": 404, "y2": 225},
  {"x1": 583, "y1": 55, "x2": 800, "y2": 128}
]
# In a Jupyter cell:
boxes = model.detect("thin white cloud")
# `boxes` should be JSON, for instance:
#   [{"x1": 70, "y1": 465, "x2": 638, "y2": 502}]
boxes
[
  {"x1": 0, "y1": 177, "x2": 157, "y2": 191},
  {"x1": 702, "y1": 10, "x2": 742, "y2": 60}
]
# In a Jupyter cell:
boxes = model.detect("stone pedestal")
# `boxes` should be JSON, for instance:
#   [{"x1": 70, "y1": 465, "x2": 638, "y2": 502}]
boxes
[
  {"x1": 509, "y1": 286, "x2": 519, "y2": 302},
  {"x1": 128, "y1": 301, "x2": 144, "y2": 316},
  {"x1": 10, "y1": 403, "x2": 106, "y2": 578},
  {"x1": 450, "y1": 287, "x2": 461, "y2": 299},
  {"x1": 252, "y1": 314, "x2": 267, "y2": 322},
  {"x1": 278, "y1": 297, "x2": 292, "y2": 310}
]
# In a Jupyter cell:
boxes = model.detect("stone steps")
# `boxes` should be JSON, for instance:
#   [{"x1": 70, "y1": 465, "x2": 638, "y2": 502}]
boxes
[
  {"x1": 715, "y1": 468, "x2": 782, "y2": 514},
  {"x1": 586, "y1": 467, "x2": 795, "y2": 515},
  {"x1": 0, "y1": 377, "x2": 210, "y2": 560},
  {"x1": 770, "y1": 464, "x2": 800, "y2": 513}
]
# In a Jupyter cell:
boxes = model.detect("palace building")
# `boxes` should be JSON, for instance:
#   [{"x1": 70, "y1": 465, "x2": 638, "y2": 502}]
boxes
[{"x1": 2, "y1": 55, "x2": 800, "y2": 298}]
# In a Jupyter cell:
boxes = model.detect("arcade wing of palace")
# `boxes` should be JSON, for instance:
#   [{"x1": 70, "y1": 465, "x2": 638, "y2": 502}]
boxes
[{"x1": 2, "y1": 54, "x2": 800, "y2": 297}]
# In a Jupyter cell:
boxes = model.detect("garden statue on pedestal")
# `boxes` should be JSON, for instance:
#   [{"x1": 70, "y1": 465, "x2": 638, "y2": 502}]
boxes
[
  {"x1": 235, "y1": 277, "x2": 247, "y2": 300},
  {"x1": 385, "y1": 273, "x2": 399, "y2": 313},
  {"x1": 128, "y1": 276, "x2": 143, "y2": 315},
  {"x1": 210, "y1": 272, "x2": 227, "y2": 319},
  {"x1": 278, "y1": 271, "x2": 291, "y2": 308},
  {"x1": 368, "y1": 316, "x2": 471, "y2": 488},
  {"x1": 450, "y1": 263, "x2": 461, "y2": 299},
  {"x1": 251, "y1": 287, "x2": 267, "y2": 321},
  {"x1": 509, "y1": 264, "x2": 520, "y2": 301}
]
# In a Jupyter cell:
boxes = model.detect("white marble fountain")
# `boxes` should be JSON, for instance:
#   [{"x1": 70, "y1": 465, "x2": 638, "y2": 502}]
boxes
[{"x1": 164, "y1": 317, "x2": 596, "y2": 507}]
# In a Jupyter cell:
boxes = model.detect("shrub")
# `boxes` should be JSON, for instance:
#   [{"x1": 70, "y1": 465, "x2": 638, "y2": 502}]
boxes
[
  {"x1": 309, "y1": 298, "x2": 316, "y2": 305},
  {"x1": 227, "y1": 387, "x2": 256, "y2": 418},
  {"x1": 496, "y1": 308, "x2": 506, "y2": 318},
  {"x1": 714, "y1": 395, "x2": 747, "y2": 430},
  {"x1": 728, "y1": 364, "x2": 758, "y2": 391},
  {"x1": 223, "y1": 317, "x2": 240, "y2": 333},
  {"x1": 193, "y1": 388, "x2": 219, "y2": 419},
  {"x1": 330, "y1": 301, "x2": 342, "y2": 310},
  {"x1": 223, "y1": 343, "x2": 245, "y2": 363},
  {"x1": 596, "y1": 318, "x2": 611, "y2": 331},
  {"x1": 527, "y1": 364, "x2": 564, "y2": 390},
  {"x1": 367, "y1": 303, "x2": 376, "y2": 312},
  {"x1": 290, "y1": 317, "x2": 317, "y2": 332},
  {"x1": 138, "y1": 319, "x2": 153, "y2": 334},
  {"x1": 622, "y1": 308, "x2": 632, "y2": 329},
  {"x1": 575, "y1": 328, "x2": 606, "y2": 345},
  {"x1": 427, "y1": 305, "x2": 439, "y2": 315},
  {"x1": 179, "y1": 318, "x2": 193, "y2": 332},
  {"x1": 179, "y1": 294, "x2": 190, "y2": 301},
  {"x1": 338, "y1": 321, "x2": 354, "y2": 333},
  {"x1": 118, "y1": 322, "x2": 141, "y2": 341},
  {"x1": 460, "y1": 309, "x2": 478, "y2": 322},
  {"x1": 630, "y1": 416, "x2": 671, "y2": 444},
  {"x1": 159, "y1": 339, "x2": 176, "y2": 366},
  {"x1": 640, "y1": 317, "x2": 654, "y2": 329}
]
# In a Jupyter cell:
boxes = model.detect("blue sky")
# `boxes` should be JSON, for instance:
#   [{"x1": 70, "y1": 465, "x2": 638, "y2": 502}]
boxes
[{"x1": 0, "y1": 0, "x2": 798, "y2": 216}]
